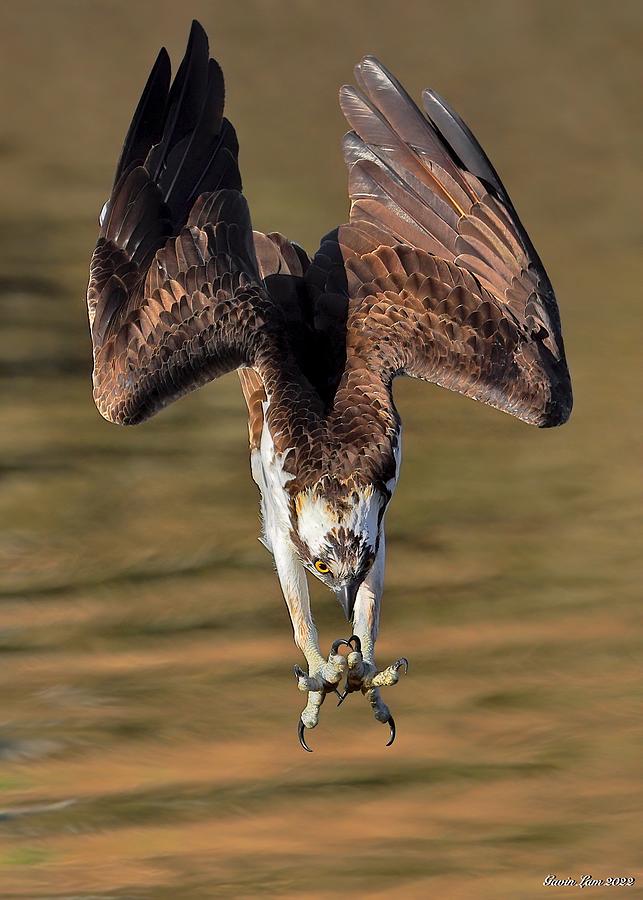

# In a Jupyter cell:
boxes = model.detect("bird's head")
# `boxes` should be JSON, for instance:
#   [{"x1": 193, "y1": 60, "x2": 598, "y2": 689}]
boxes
[{"x1": 290, "y1": 480, "x2": 387, "y2": 619}]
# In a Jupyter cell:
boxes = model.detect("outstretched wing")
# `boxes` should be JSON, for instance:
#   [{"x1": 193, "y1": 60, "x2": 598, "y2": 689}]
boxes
[
  {"x1": 330, "y1": 56, "x2": 572, "y2": 427},
  {"x1": 87, "y1": 21, "x2": 278, "y2": 425}
]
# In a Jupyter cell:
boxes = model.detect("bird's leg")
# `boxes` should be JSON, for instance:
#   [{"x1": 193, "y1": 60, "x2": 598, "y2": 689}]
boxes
[
  {"x1": 338, "y1": 536, "x2": 408, "y2": 745},
  {"x1": 273, "y1": 539, "x2": 347, "y2": 748}
]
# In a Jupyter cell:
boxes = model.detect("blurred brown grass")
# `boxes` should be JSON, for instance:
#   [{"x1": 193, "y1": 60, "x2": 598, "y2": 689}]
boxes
[{"x1": 0, "y1": 1, "x2": 642, "y2": 898}]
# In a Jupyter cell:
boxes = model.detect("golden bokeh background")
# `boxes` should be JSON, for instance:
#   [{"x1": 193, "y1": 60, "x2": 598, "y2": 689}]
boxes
[{"x1": 0, "y1": 1, "x2": 641, "y2": 897}]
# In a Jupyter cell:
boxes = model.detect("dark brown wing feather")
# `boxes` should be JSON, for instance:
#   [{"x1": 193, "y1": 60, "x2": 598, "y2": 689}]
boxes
[
  {"x1": 87, "y1": 22, "x2": 279, "y2": 426},
  {"x1": 334, "y1": 56, "x2": 572, "y2": 427},
  {"x1": 237, "y1": 232, "x2": 311, "y2": 450},
  {"x1": 88, "y1": 29, "x2": 572, "y2": 494}
]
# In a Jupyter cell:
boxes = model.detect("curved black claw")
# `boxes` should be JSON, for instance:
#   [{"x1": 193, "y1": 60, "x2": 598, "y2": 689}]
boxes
[
  {"x1": 347, "y1": 634, "x2": 362, "y2": 652},
  {"x1": 293, "y1": 664, "x2": 306, "y2": 680},
  {"x1": 396, "y1": 658, "x2": 409, "y2": 675},
  {"x1": 298, "y1": 719, "x2": 313, "y2": 752},
  {"x1": 385, "y1": 715, "x2": 396, "y2": 747},
  {"x1": 330, "y1": 638, "x2": 353, "y2": 654},
  {"x1": 336, "y1": 690, "x2": 349, "y2": 707}
]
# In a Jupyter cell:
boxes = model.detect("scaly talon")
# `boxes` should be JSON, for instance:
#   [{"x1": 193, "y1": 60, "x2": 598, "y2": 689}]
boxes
[
  {"x1": 370, "y1": 657, "x2": 410, "y2": 688},
  {"x1": 294, "y1": 641, "x2": 405, "y2": 750},
  {"x1": 294, "y1": 638, "x2": 354, "y2": 749},
  {"x1": 337, "y1": 645, "x2": 409, "y2": 747}
]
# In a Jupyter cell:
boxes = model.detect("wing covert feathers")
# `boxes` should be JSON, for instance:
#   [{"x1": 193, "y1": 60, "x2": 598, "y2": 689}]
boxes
[{"x1": 337, "y1": 56, "x2": 572, "y2": 427}]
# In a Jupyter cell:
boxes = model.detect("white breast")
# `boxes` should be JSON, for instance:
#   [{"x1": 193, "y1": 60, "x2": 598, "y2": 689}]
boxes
[{"x1": 250, "y1": 398, "x2": 294, "y2": 553}]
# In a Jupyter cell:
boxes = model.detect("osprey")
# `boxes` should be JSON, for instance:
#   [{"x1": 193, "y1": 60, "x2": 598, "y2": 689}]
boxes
[{"x1": 86, "y1": 21, "x2": 572, "y2": 751}]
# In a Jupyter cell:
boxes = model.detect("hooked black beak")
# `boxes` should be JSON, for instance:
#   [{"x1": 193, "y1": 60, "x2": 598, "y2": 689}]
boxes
[{"x1": 335, "y1": 580, "x2": 361, "y2": 621}]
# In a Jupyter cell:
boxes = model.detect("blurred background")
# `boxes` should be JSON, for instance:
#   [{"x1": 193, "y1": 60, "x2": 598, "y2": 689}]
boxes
[{"x1": 0, "y1": 1, "x2": 641, "y2": 897}]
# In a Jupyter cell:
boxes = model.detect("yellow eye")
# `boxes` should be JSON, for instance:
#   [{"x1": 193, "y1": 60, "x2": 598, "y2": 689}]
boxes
[{"x1": 314, "y1": 559, "x2": 330, "y2": 575}]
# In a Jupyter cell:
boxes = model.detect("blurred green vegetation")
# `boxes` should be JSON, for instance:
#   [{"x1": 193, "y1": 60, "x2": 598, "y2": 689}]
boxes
[{"x1": 0, "y1": 1, "x2": 641, "y2": 898}]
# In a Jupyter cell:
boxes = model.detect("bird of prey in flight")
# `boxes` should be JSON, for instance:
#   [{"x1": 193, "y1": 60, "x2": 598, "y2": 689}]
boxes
[{"x1": 86, "y1": 21, "x2": 572, "y2": 751}]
